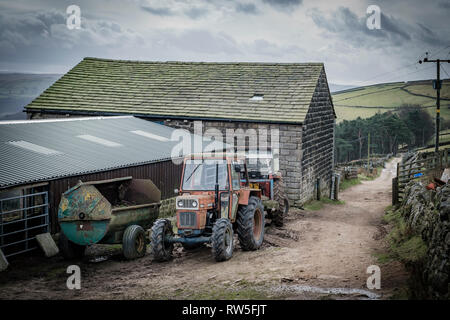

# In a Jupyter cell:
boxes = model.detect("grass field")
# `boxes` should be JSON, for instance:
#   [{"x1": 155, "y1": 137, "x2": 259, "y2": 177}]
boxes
[{"x1": 332, "y1": 79, "x2": 450, "y2": 122}]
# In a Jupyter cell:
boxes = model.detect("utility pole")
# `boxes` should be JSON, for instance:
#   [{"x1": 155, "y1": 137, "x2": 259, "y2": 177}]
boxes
[
  {"x1": 419, "y1": 55, "x2": 450, "y2": 152},
  {"x1": 358, "y1": 129, "x2": 362, "y2": 160}
]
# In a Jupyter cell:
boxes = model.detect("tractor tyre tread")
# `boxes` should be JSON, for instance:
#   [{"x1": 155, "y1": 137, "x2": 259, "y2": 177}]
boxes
[
  {"x1": 150, "y1": 219, "x2": 174, "y2": 262},
  {"x1": 236, "y1": 196, "x2": 265, "y2": 251},
  {"x1": 211, "y1": 218, "x2": 233, "y2": 262},
  {"x1": 122, "y1": 224, "x2": 146, "y2": 260},
  {"x1": 273, "y1": 179, "x2": 289, "y2": 227}
]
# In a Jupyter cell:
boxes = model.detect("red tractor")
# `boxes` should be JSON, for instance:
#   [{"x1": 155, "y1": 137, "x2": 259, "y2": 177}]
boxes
[
  {"x1": 151, "y1": 153, "x2": 265, "y2": 262},
  {"x1": 245, "y1": 151, "x2": 289, "y2": 227}
]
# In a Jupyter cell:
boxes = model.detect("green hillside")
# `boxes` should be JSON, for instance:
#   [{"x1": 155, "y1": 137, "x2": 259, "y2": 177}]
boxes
[{"x1": 332, "y1": 79, "x2": 450, "y2": 122}]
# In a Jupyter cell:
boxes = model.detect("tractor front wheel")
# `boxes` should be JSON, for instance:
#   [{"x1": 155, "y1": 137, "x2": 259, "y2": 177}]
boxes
[
  {"x1": 211, "y1": 218, "x2": 234, "y2": 262},
  {"x1": 151, "y1": 219, "x2": 174, "y2": 262},
  {"x1": 236, "y1": 196, "x2": 265, "y2": 251}
]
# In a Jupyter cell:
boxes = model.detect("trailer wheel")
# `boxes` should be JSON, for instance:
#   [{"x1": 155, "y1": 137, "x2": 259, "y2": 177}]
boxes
[
  {"x1": 236, "y1": 196, "x2": 265, "y2": 251},
  {"x1": 273, "y1": 179, "x2": 289, "y2": 227},
  {"x1": 211, "y1": 218, "x2": 234, "y2": 262},
  {"x1": 123, "y1": 225, "x2": 146, "y2": 260},
  {"x1": 151, "y1": 219, "x2": 174, "y2": 262},
  {"x1": 59, "y1": 232, "x2": 86, "y2": 260}
]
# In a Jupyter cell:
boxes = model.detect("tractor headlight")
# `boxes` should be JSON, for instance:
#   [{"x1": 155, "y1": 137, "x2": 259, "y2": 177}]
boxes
[
  {"x1": 178, "y1": 200, "x2": 184, "y2": 207},
  {"x1": 191, "y1": 200, "x2": 198, "y2": 208}
]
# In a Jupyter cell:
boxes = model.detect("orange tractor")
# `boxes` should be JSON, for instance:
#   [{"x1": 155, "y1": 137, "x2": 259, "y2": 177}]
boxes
[{"x1": 151, "y1": 153, "x2": 265, "y2": 262}]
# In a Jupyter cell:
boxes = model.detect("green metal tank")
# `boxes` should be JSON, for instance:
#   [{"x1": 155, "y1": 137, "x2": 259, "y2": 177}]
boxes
[{"x1": 58, "y1": 176, "x2": 160, "y2": 259}]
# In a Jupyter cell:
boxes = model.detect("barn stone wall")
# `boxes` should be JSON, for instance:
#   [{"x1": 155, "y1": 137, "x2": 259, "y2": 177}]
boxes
[{"x1": 299, "y1": 69, "x2": 335, "y2": 203}]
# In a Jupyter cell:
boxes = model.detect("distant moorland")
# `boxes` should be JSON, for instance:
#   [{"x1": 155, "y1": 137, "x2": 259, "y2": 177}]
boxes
[{"x1": 0, "y1": 73, "x2": 61, "y2": 120}]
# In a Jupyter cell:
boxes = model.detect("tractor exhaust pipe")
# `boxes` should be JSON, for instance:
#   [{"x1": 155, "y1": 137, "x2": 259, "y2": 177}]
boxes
[{"x1": 215, "y1": 162, "x2": 219, "y2": 211}]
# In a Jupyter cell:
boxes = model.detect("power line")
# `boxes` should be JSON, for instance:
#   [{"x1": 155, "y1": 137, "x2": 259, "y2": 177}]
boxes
[
  {"x1": 355, "y1": 62, "x2": 420, "y2": 86},
  {"x1": 375, "y1": 64, "x2": 434, "y2": 83},
  {"x1": 441, "y1": 64, "x2": 450, "y2": 79},
  {"x1": 429, "y1": 45, "x2": 450, "y2": 58},
  {"x1": 348, "y1": 48, "x2": 449, "y2": 88}
]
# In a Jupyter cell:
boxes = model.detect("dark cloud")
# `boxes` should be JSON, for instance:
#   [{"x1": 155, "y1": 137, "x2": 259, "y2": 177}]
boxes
[
  {"x1": 0, "y1": 10, "x2": 66, "y2": 49},
  {"x1": 379, "y1": 13, "x2": 411, "y2": 41},
  {"x1": 184, "y1": 7, "x2": 209, "y2": 19},
  {"x1": 438, "y1": 1, "x2": 450, "y2": 9},
  {"x1": 235, "y1": 3, "x2": 259, "y2": 14},
  {"x1": 162, "y1": 29, "x2": 240, "y2": 54},
  {"x1": 0, "y1": 8, "x2": 144, "y2": 72},
  {"x1": 308, "y1": 6, "x2": 448, "y2": 50},
  {"x1": 140, "y1": 6, "x2": 173, "y2": 16},
  {"x1": 262, "y1": 0, "x2": 303, "y2": 8},
  {"x1": 415, "y1": 22, "x2": 447, "y2": 47}
]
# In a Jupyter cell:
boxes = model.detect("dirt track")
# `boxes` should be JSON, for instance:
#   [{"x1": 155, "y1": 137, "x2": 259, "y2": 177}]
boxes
[{"x1": 0, "y1": 159, "x2": 409, "y2": 300}]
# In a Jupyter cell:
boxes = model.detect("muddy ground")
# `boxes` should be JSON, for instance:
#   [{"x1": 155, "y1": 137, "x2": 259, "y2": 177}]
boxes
[{"x1": 0, "y1": 159, "x2": 409, "y2": 300}]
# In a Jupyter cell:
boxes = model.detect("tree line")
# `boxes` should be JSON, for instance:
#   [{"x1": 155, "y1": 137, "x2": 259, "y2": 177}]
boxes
[{"x1": 335, "y1": 105, "x2": 438, "y2": 163}]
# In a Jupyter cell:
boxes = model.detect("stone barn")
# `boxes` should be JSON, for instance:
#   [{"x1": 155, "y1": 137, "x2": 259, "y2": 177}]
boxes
[{"x1": 25, "y1": 58, "x2": 336, "y2": 206}]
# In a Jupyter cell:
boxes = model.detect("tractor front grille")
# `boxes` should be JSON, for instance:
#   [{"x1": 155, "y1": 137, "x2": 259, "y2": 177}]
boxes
[
  {"x1": 179, "y1": 212, "x2": 196, "y2": 228},
  {"x1": 176, "y1": 197, "x2": 199, "y2": 210}
]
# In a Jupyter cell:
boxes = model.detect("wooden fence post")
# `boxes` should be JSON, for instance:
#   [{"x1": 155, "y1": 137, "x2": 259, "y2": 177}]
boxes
[
  {"x1": 392, "y1": 177, "x2": 399, "y2": 206},
  {"x1": 316, "y1": 178, "x2": 321, "y2": 201}
]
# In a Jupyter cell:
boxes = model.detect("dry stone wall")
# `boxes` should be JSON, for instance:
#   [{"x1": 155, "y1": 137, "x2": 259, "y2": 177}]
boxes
[{"x1": 402, "y1": 181, "x2": 450, "y2": 299}]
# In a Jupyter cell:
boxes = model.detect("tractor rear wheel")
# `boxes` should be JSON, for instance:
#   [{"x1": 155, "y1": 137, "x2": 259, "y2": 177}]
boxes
[
  {"x1": 273, "y1": 179, "x2": 289, "y2": 227},
  {"x1": 236, "y1": 196, "x2": 265, "y2": 251},
  {"x1": 151, "y1": 219, "x2": 174, "y2": 262},
  {"x1": 122, "y1": 225, "x2": 146, "y2": 260},
  {"x1": 211, "y1": 218, "x2": 234, "y2": 262},
  {"x1": 59, "y1": 232, "x2": 86, "y2": 260}
]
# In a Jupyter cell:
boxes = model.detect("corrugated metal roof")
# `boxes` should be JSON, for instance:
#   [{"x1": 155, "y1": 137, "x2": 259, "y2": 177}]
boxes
[{"x1": 0, "y1": 116, "x2": 227, "y2": 189}]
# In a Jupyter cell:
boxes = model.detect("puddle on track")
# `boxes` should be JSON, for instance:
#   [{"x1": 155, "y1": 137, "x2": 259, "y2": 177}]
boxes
[
  {"x1": 271, "y1": 284, "x2": 381, "y2": 300},
  {"x1": 88, "y1": 256, "x2": 109, "y2": 263}
]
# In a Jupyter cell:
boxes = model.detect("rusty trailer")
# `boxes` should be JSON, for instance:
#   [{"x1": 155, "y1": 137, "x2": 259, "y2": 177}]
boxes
[{"x1": 58, "y1": 176, "x2": 160, "y2": 260}]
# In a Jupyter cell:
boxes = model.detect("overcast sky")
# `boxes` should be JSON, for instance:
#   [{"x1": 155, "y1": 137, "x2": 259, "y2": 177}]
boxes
[{"x1": 0, "y1": 0, "x2": 449, "y2": 85}]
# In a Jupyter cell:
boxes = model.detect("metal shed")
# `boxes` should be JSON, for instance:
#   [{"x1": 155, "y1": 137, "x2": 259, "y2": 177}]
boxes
[{"x1": 0, "y1": 116, "x2": 226, "y2": 258}]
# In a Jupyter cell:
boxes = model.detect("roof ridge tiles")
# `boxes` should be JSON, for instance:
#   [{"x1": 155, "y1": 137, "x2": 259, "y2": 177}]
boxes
[{"x1": 83, "y1": 57, "x2": 324, "y2": 66}]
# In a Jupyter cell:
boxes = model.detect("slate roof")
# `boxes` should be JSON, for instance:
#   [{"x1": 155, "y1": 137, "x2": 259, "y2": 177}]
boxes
[
  {"x1": 0, "y1": 116, "x2": 227, "y2": 189},
  {"x1": 25, "y1": 58, "x2": 326, "y2": 124}
]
